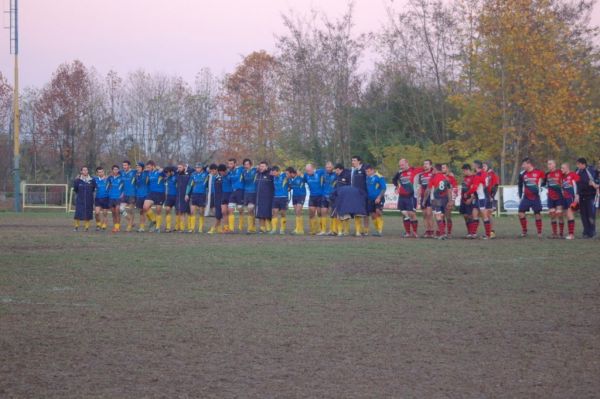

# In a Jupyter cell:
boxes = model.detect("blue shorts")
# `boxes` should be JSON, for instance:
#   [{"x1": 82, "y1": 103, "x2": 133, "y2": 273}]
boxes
[
  {"x1": 309, "y1": 195, "x2": 324, "y2": 208},
  {"x1": 547, "y1": 197, "x2": 564, "y2": 210},
  {"x1": 191, "y1": 193, "x2": 206, "y2": 207},
  {"x1": 135, "y1": 197, "x2": 146, "y2": 209},
  {"x1": 221, "y1": 192, "x2": 231, "y2": 205},
  {"x1": 292, "y1": 196, "x2": 305, "y2": 206},
  {"x1": 148, "y1": 192, "x2": 165, "y2": 206},
  {"x1": 563, "y1": 197, "x2": 575, "y2": 209},
  {"x1": 474, "y1": 198, "x2": 487, "y2": 209},
  {"x1": 108, "y1": 198, "x2": 121, "y2": 208},
  {"x1": 243, "y1": 192, "x2": 256, "y2": 206},
  {"x1": 459, "y1": 202, "x2": 473, "y2": 215},
  {"x1": 421, "y1": 196, "x2": 431, "y2": 208},
  {"x1": 95, "y1": 197, "x2": 109, "y2": 209},
  {"x1": 519, "y1": 197, "x2": 542, "y2": 213},
  {"x1": 367, "y1": 198, "x2": 384, "y2": 214},
  {"x1": 122, "y1": 195, "x2": 136, "y2": 205},
  {"x1": 431, "y1": 197, "x2": 448, "y2": 214},
  {"x1": 229, "y1": 189, "x2": 244, "y2": 205},
  {"x1": 164, "y1": 195, "x2": 176, "y2": 208},
  {"x1": 397, "y1": 196, "x2": 416, "y2": 212},
  {"x1": 272, "y1": 197, "x2": 288, "y2": 211},
  {"x1": 322, "y1": 196, "x2": 331, "y2": 208}
]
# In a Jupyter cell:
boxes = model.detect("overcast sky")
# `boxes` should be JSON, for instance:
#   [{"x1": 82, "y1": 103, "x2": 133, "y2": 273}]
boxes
[{"x1": 1, "y1": 0, "x2": 599, "y2": 88}]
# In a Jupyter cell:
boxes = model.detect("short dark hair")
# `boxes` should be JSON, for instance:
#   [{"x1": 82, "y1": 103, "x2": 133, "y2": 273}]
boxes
[
  {"x1": 351, "y1": 155, "x2": 362, "y2": 162},
  {"x1": 96, "y1": 166, "x2": 103, "y2": 171},
  {"x1": 521, "y1": 157, "x2": 531, "y2": 164},
  {"x1": 462, "y1": 163, "x2": 471, "y2": 171},
  {"x1": 271, "y1": 165, "x2": 280, "y2": 172},
  {"x1": 365, "y1": 164, "x2": 374, "y2": 170},
  {"x1": 424, "y1": 159, "x2": 432, "y2": 165},
  {"x1": 147, "y1": 160, "x2": 156, "y2": 167},
  {"x1": 473, "y1": 160, "x2": 483, "y2": 169},
  {"x1": 286, "y1": 167, "x2": 296, "y2": 174},
  {"x1": 228, "y1": 158, "x2": 237, "y2": 164},
  {"x1": 576, "y1": 157, "x2": 587, "y2": 165},
  {"x1": 259, "y1": 160, "x2": 269, "y2": 166},
  {"x1": 112, "y1": 165, "x2": 120, "y2": 170},
  {"x1": 243, "y1": 158, "x2": 252, "y2": 165},
  {"x1": 217, "y1": 164, "x2": 227, "y2": 172},
  {"x1": 434, "y1": 163, "x2": 443, "y2": 171},
  {"x1": 122, "y1": 160, "x2": 131, "y2": 166},
  {"x1": 334, "y1": 163, "x2": 345, "y2": 170},
  {"x1": 208, "y1": 163, "x2": 218, "y2": 171}
]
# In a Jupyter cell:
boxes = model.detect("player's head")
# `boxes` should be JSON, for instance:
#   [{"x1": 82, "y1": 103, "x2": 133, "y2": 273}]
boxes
[
  {"x1": 334, "y1": 163, "x2": 345, "y2": 174},
  {"x1": 399, "y1": 159, "x2": 409, "y2": 170},
  {"x1": 325, "y1": 161, "x2": 334, "y2": 173},
  {"x1": 482, "y1": 161, "x2": 491, "y2": 172},
  {"x1": 208, "y1": 163, "x2": 218, "y2": 174},
  {"x1": 177, "y1": 163, "x2": 186, "y2": 174},
  {"x1": 195, "y1": 162, "x2": 204, "y2": 172},
  {"x1": 96, "y1": 166, "x2": 105, "y2": 177},
  {"x1": 462, "y1": 163, "x2": 472, "y2": 175},
  {"x1": 365, "y1": 165, "x2": 375, "y2": 176},
  {"x1": 80, "y1": 166, "x2": 89, "y2": 177},
  {"x1": 576, "y1": 157, "x2": 587, "y2": 170},
  {"x1": 441, "y1": 163, "x2": 450, "y2": 174},
  {"x1": 521, "y1": 157, "x2": 532, "y2": 170},
  {"x1": 305, "y1": 163, "x2": 315, "y2": 175},
  {"x1": 561, "y1": 162, "x2": 570, "y2": 174},
  {"x1": 146, "y1": 160, "x2": 156, "y2": 170},
  {"x1": 136, "y1": 162, "x2": 145, "y2": 173},
  {"x1": 111, "y1": 165, "x2": 120, "y2": 175},
  {"x1": 227, "y1": 158, "x2": 237, "y2": 169},
  {"x1": 271, "y1": 165, "x2": 280, "y2": 176},
  {"x1": 286, "y1": 166, "x2": 297, "y2": 177},
  {"x1": 122, "y1": 160, "x2": 131, "y2": 171},
  {"x1": 423, "y1": 159, "x2": 432, "y2": 170},
  {"x1": 217, "y1": 164, "x2": 227, "y2": 175},
  {"x1": 258, "y1": 161, "x2": 269, "y2": 173},
  {"x1": 473, "y1": 160, "x2": 483, "y2": 171},
  {"x1": 351, "y1": 156, "x2": 362, "y2": 168},
  {"x1": 243, "y1": 158, "x2": 253, "y2": 169},
  {"x1": 547, "y1": 159, "x2": 556, "y2": 171},
  {"x1": 433, "y1": 163, "x2": 443, "y2": 173}
]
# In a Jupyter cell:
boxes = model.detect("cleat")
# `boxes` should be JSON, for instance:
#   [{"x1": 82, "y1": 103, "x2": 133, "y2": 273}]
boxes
[
  {"x1": 279, "y1": 231, "x2": 286, "y2": 235},
  {"x1": 165, "y1": 229, "x2": 172, "y2": 233},
  {"x1": 111, "y1": 228, "x2": 120, "y2": 233},
  {"x1": 437, "y1": 235, "x2": 447, "y2": 240},
  {"x1": 482, "y1": 236, "x2": 489, "y2": 240},
  {"x1": 566, "y1": 234, "x2": 575, "y2": 240},
  {"x1": 73, "y1": 227, "x2": 78, "y2": 232},
  {"x1": 372, "y1": 232, "x2": 382, "y2": 237},
  {"x1": 402, "y1": 233, "x2": 412, "y2": 238},
  {"x1": 537, "y1": 233, "x2": 544, "y2": 239},
  {"x1": 187, "y1": 230, "x2": 194, "y2": 234},
  {"x1": 269, "y1": 230, "x2": 278, "y2": 235},
  {"x1": 137, "y1": 228, "x2": 145, "y2": 233},
  {"x1": 490, "y1": 231, "x2": 496, "y2": 239},
  {"x1": 316, "y1": 231, "x2": 327, "y2": 236},
  {"x1": 519, "y1": 233, "x2": 528, "y2": 238}
]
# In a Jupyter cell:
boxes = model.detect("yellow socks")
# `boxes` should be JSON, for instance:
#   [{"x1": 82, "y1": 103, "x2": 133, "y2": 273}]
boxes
[
  {"x1": 354, "y1": 217, "x2": 362, "y2": 235},
  {"x1": 330, "y1": 218, "x2": 337, "y2": 233},
  {"x1": 155, "y1": 215, "x2": 162, "y2": 230},
  {"x1": 238, "y1": 214, "x2": 244, "y2": 231},
  {"x1": 198, "y1": 215, "x2": 205, "y2": 232},
  {"x1": 295, "y1": 216, "x2": 304, "y2": 234},
  {"x1": 320, "y1": 217, "x2": 327, "y2": 233},
  {"x1": 146, "y1": 208, "x2": 156, "y2": 222},
  {"x1": 166, "y1": 213, "x2": 172, "y2": 230},
  {"x1": 189, "y1": 215, "x2": 196, "y2": 231},
  {"x1": 344, "y1": 219, "x2": 350, "y2": 235},
  {"x1": 84, "y1": 221, "x2": 90, "y2": 229},
  {"x1": 228, "y1": 213, "x2": 235, "y2": 231},
  {"x1": 281, "y1": 217, "x2": 286, "y2": 232},
  {"x1": 272, "y1": 216, "x2": 278, "y2": 232},
  {"x1": 74, "y1": 220, "x2": 80, "y2": 228},
  {"x1": 247, "y1": 215, "x2": 256, "y2": 232},
  {"x1": 266, "y1": 219, "x2": 272, "y2": 231}
]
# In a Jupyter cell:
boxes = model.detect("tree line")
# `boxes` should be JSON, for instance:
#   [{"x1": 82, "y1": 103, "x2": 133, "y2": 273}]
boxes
[{"x1": 0, "y1": 0, "x2": 598, "y2": 192}]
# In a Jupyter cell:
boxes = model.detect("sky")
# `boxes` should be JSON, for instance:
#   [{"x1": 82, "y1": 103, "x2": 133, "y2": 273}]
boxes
[{"x1": 1, "y1": 0, "x2": 599, "y2": 88}]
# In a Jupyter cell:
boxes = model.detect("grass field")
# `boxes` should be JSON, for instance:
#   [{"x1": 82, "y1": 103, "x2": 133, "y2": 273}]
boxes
[{"x1": 1, "y1": 211, "x2": 599, "y2": 398}]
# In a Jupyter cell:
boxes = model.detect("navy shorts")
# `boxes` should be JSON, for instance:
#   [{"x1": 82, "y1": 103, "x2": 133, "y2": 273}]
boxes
[
  {"x1": 421, "y1": 196, "x2": 431, "y2": 208},
  {"x1": 221, "y1": 192, "x2": 231, "y2": 205},
  {"x1": 309, "y1": 195, "x2": 324, "y2": 208},
  {"x1": 519, "y1": 197, "x2": 542, "y2": 213},
  {"x1": 211, "y1": 195, "x2": 223, "y2": 220},
  {"x1": 108, "y1": 198, "x2": 121, "y2": 208},
  {"x1": 459, "y1": 202, "x2": 473, "y2": 215},
  {"x1": 474, "y1": 198, "x2": 487, "y2": 209},
  {"x1": 164, "y1": 195, "x2": 176, "y2": 208},
  {"x1": 272, "y1": 197, "x2": 288, "y2": 211},
  {"x1": 547, "y1": 197, "x2": 564, "y2": 210},
  {"x1": 136, "y1": 197, "x2": 146, "y2": 209},
  {"x1": 148, "y1": 192, "x2": 165, "y2": 206},
  {"x1": 322, "y1": 196, "x2": 332, "y2": 208},
  {"x1": 243, "y1": 192, "x2": 256, "y2": 206},
  {"x1": 367, "y1": 198, "x2": 384, "y2": 214},
  {"x1": 175, "y1": 198, "x2": 190, "y2": 214},
  {"x1": 95, "y1": 197, "x2": 109, "y2": 210},
  {"x1": 397, "y1": 196, "x2": 416, "y2": 212},
  {"x1": 292, "y1": 196, "x2": 305, "y2": 206},
  {"x1": 229, "y1": 189, "x2": 244, "y2": 205},
  {"x1": 122, "y1": 195, "x2": 136, "y2": 205},
  {"x1": 432, "y1": 198, "x2": 449, "y2": 214},
  {"x1": 191, "y1": 193, "x2": 207, "y2": 207},
  {"x1": 563, "y1": 197, "x2": 575, "y2": 209}
]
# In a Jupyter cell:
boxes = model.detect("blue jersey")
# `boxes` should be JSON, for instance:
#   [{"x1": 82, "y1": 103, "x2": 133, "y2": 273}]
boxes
[
  {"x1": 273, "y1": 174, "x2": 289, "y2": 198},
  {"x1": 303, "y1": 170, "x2": 324, "y2": 196},
  {"x1": 120, "y1": 169, "x2": 136, "y2": 197},
  {"x1": 187, "y1": 170, "x2": 209, "y2": 195},
  {"x1": 94, "y1": 176, "x2": 108, "y2": 199},
  {"x1": 148, "y1": 170, "x2": 166, "y2": 194},
  {"x1": 289, "y1": 176, "x2": 306, "y2": 197},
  {"x1": 366, "y1": 174, "x2": 387, "y2": 200},
  {"x1": 229, "y1": 166, "x2": 245, "y2": 191},
  {"x1": 222, "y1": 171, "x2": 233, "y2": 193},
  {"x1": 166, "y1": 174, "x2": 177, "y2": 196},
  {"x1": 243, "y1": 167, "x2": 258, "y2": 193},
  {"x1": 323, "y1": 171, "x2": 337, "y2": 196},
  {"x1": 134, "y1": 171, "x2": 149, "y2": 198},
  {"x1": 107, "y1": 174, "x2": 124, "y2": 200}
]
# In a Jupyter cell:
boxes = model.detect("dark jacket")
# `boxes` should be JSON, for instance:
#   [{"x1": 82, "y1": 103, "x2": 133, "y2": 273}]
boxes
[
  {"x1": 576, "y1": 167, "x2": 598, "y2": 198},
  {"x1": 73, "y1": 176, "x2": 96, "y2": 220},
  {"x1": 351, "y1": 164, "x2": 367, "y2": 194},
  {"x1": 255, "y1": 169, "x2": 274, "y2": 219}
]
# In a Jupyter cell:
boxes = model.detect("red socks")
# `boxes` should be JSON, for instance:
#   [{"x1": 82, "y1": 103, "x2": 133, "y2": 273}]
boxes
[
  {"x1": 519, "y1": 217, "x2": 527, "y2": 234},
  {"x1": 535, "y1": 219, "x2": 542, "y2": 234},
  {"x1": 403, "y1": 218, "x2": 411, "y2": 234},
  {"x1": 568, "y1": 220, "x2": 575, "y2": 235},
  {"x1": 447, "y1": 219, "x2": 453, "y2": 235},
  {"x1": 484, "y1": 220, "x2": 491, "y2": 238},
  {"x1": 411, "y1": 220, "x2": 418, "y2": 234},
  {"x1": 559, "y1": 222, "x2": 565, "y2": 236}
]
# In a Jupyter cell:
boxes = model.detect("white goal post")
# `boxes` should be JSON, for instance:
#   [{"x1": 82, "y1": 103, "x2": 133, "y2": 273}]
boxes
[{"x1": 21, "y1": 183, "x2": 69, "y2": 212}]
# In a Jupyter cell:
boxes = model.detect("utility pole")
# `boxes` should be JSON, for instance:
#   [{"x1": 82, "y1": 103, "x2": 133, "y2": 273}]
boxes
[{"x1": 9, "y1": 0, "x2": 20, "y2": 211}]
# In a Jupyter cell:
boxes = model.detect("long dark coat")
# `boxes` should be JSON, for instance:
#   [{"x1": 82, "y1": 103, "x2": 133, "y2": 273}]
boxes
[
  {"x1": 255, "y1": 170, "x2": 274, "y2": 219},
  {"x1": 73, "y1": 177, "x2": 96, "y2": 220}
]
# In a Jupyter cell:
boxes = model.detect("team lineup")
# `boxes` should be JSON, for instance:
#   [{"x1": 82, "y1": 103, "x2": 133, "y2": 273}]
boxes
[{"x1": 71, "y1": 156, "x2": 600, "y2": 240}]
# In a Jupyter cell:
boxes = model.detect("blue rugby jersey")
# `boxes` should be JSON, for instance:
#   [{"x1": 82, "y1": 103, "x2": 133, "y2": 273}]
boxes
[
  {"x1": 134, "y1": 171, "x2": 149, "y2": 198},
  {"x1": 187, "y1": 169, "x2": 210, "y2": 195},
  {"x1": 94, "y1": 176, "x2": 108, "y2": 199},
  {"x1": 107, "y1": 174, "x2": 124, "y2": 200},
  {"x1": 323, "y1": 170, "x2": 337, "y2": 197},
  {"x1": 303, "y1": 169, "x2": 324, "y2": 196},
  {"x1": 230, "y1": 166, "x2": 245, "y2": 191},
  {"x1": 166, "y1": 174, "x2": 177, "y2": 196},
  {"x1": 273, "y1": 173, "x2": 289, "y2": 198},
  {"x1": 121, "y1": 169, "x2": 136, "y2": 197},
  {"x1": 243, "y1": 167, "x2": 258, "y2": 193},
  {"x1": 366, "y1": 173, "x2": 387, "y2": 200},
  {"x1": 148, "y1": 170, "x2": 166, "y2": 194},
  {"x1": 288, "y1": 175, "x2": 306, "y2": 197}
]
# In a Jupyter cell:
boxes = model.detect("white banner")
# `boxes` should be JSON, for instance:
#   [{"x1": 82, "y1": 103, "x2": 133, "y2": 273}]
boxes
[{"x1": 501, "y1": 185, "x2": 548, "y2": 212}]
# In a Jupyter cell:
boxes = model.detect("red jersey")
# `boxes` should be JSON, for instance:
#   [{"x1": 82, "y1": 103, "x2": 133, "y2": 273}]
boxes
[
  {"x1": 466, "y1": 170, "x2": 488, "y2": 199},
  {"x1": 428, "y1": 173, "x2": 449, "y2": 199},
  {"x1": 446, "y1": 174, "x2": 459, "y2": 200},
  {"x1": 545, "y1": 170, "x2": 563, "y2": 200},
  {"x1": 562, "y1": 171, "x2": 580, "y2": 199},
  {"x1": 522, "y1": 169, "x2": 544, "y2": 200},
  {"x1": 395, "y1": 167, "x2": 423, "y2": 197},
  {"x1": 461, "y1": 174, "x2": 474, "y2": 203},
  {"x1": 417, "y1": 169, "x2": 433, "y2": 199},
  {"x1": 485, "y1": 169, "x2": 500, "y2": 196}
]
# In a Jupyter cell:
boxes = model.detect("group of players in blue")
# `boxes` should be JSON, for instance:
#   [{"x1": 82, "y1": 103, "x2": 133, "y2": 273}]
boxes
[{"x1": 72, "y1": 156, "x2": 387, "y2": 236}]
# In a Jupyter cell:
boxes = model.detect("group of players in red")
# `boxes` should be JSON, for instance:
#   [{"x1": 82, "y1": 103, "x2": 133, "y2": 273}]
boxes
[{"x1": 393, "y1": 157, "x2": 584, "y2": 240}]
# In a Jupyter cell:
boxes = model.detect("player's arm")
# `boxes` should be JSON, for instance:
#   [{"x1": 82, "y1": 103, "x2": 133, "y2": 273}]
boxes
[{"x1": 375, "y1": 177, "x2": 386, "y2": 204}]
